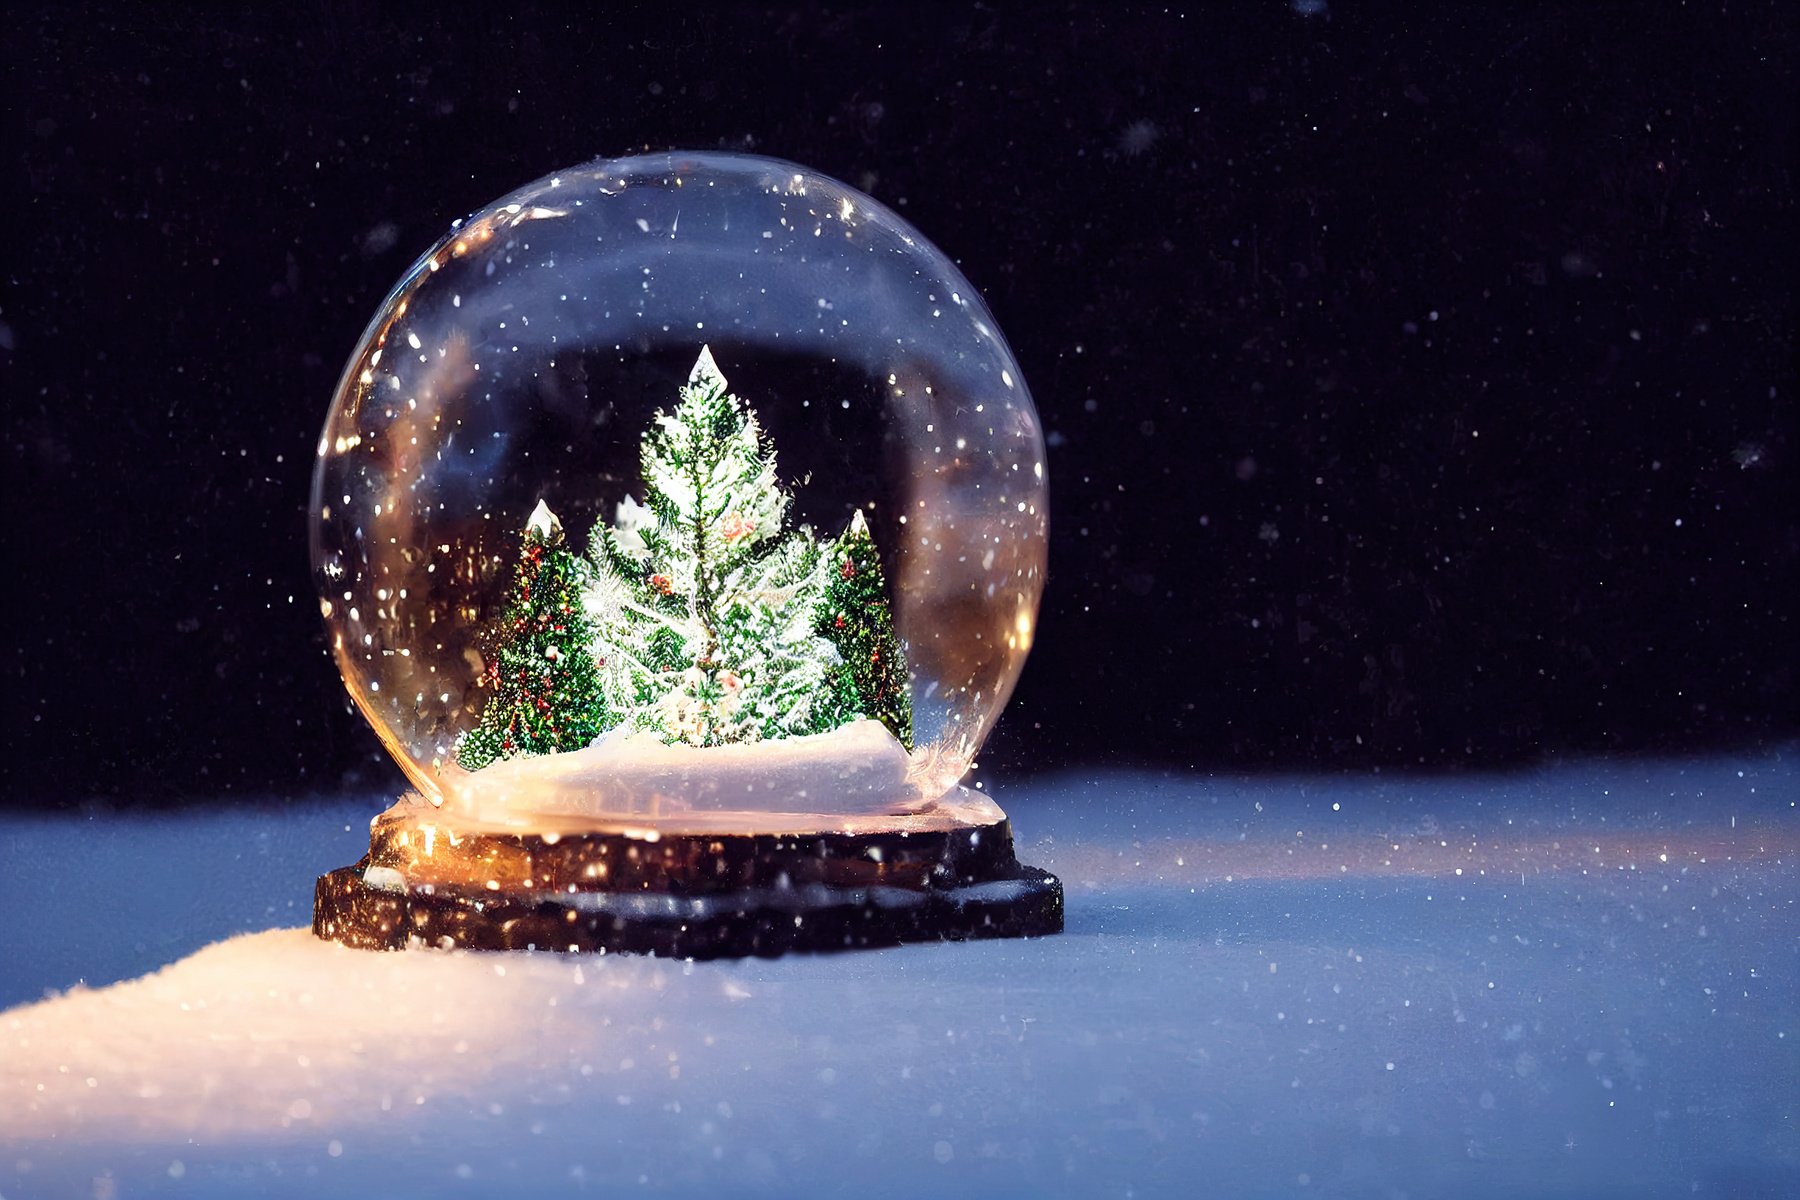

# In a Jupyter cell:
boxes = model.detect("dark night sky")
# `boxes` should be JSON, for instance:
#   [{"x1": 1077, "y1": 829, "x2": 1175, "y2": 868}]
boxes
[{"x1": 5, "y1": 3, "x2": 1795, "y2": 807}]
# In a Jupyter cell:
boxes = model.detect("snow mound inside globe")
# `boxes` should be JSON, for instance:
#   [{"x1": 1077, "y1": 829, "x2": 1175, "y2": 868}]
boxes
[{"x1": 450, "y1": 720, "x2": 918, "y2": 821}]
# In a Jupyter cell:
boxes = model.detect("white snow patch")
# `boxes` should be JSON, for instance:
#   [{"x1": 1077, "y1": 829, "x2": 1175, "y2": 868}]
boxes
[
  {"x1": 609, "y1": 492, "x2": 655, "y2": 560},
  {"x1": 524, "y1": 497, "x2": 561, "y2": 540},
  {"x1": 442, "y1": 719, "x2": 958, "y2": 833},
  {"x1": 2, "y1": 752, "x2": 1795, "y2": 1198},
  {"x1": 688, "y1": 343, "x2": 724, "y2": 388}
]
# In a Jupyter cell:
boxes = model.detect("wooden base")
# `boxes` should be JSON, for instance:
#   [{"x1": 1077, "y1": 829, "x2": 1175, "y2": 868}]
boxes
[{"x1": 313, "y1": 813, "x2": 1062, "y2": 958}]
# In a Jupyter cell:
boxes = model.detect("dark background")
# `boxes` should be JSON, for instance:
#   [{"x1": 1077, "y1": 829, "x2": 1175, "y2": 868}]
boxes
[{"x1": 5, "y1": 2, "x2": 1795, "y2": 807}]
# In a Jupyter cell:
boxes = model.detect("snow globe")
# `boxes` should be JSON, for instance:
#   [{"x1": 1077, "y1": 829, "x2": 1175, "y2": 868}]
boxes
[{"x1": 310, "y1": 151, "x2": 1060, "y2": 956}]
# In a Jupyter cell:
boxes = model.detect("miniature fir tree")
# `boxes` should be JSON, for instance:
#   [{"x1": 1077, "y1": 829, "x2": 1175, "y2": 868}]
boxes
[
  {"x1": 585, "y1": 348, "x2": 912, "y2": 748},
  {"x1": 817, "y1": 511, "x2": 913, "y2": 749},
  {"x1": 455, "y1": 502, "x2": 613, "y2": 770},
  {"x1": 456, "y1": 347, "x2": 911, "y2": 766}
]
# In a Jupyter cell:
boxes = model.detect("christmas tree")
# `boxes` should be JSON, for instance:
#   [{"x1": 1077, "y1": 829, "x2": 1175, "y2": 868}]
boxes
[
  {"x1": 455, "y1": 502, "x2": 614, "y2": 770},
  {"x1": 816, "y1": 510, "x2": 913, "y2": 749},
  {"x1": 456, "y1": 347, "x2": 911, "y2": 767},
  {"x1": 584, "y1": 348, "x2": 911, "y2": 748}
]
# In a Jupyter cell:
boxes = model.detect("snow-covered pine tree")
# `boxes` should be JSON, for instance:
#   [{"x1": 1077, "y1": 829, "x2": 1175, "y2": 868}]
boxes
[
  {"x1": 586, "y1": 350, "x2": 844, "y2": 745},
  {"x1": 456, "y1": 502, "x2": 613, "y2": 769},
  {"x1": 582, "y1": 349, "x2": 905, "y2": 748}
]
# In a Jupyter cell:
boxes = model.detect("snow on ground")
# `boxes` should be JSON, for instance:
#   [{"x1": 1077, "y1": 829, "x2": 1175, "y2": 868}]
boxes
[{"x1": 2, "y1": 753, "x2": 1796, "y2": 1199}]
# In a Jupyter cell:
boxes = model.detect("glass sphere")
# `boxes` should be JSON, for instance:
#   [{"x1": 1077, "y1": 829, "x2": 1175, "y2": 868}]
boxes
[{"x1": 311, "y1": 152, "x2": 1045, "y2": 828}]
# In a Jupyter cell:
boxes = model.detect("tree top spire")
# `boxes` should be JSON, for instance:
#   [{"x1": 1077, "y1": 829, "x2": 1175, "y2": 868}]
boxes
[
  {"x1": 526, "y1": 498, "x2": 563, "y2": 541},
  {"x1": 688, "y1": 345, "x2": 725, "y2": 391}
]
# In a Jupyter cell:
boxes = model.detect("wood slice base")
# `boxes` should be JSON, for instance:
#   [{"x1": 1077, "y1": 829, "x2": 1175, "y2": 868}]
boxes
[{"x1": 313, "y1": 815, "x2": 1063, "y2": 958}]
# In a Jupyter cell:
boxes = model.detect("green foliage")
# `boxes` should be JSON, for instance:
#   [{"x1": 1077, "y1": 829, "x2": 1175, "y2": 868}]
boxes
[
  {"x1": 455, "y1": 509, "x2": 613, "y2": 770},
  {"x1": 815, "y1": 511, "x2": 914, "y2": 749}
]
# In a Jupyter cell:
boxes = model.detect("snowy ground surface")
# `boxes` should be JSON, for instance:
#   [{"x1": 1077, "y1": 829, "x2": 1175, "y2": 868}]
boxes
[{"x1": 2, "y1": 753, "x2": 1795, "y2": 1200}]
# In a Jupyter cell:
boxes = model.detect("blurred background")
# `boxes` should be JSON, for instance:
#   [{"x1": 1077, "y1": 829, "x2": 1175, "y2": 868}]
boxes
[{"x1": 5, "y1": 2, "x2": 1794, "y2": 807}]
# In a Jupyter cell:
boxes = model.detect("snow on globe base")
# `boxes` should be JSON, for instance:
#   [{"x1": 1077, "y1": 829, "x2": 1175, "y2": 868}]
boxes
[{"x1": 308, "y1": 152, "x2": 1060, "y2": 956}]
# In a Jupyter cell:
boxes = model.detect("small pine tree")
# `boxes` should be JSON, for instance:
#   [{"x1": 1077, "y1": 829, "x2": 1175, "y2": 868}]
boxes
[
  {"x1": 816, "y1": 510, "x2": 914, "y2": 749},
  {"x1": 456, "y1": 502, "x2": 612, "y2": 770}
]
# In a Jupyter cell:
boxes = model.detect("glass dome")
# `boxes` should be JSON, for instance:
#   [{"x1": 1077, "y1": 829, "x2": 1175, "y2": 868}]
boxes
[{"x1": 311, "y1": 151, "x2": 1045, "y2": 829}]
